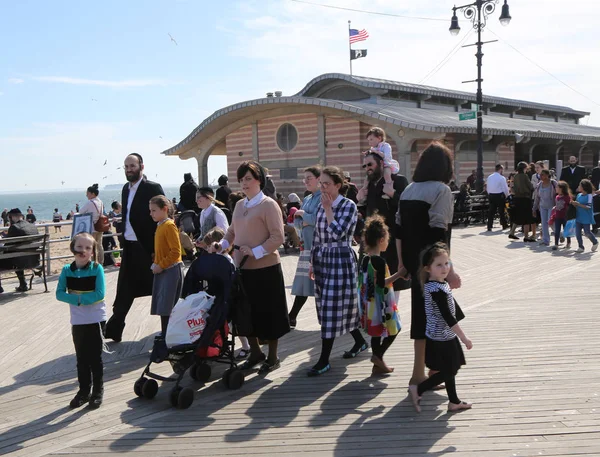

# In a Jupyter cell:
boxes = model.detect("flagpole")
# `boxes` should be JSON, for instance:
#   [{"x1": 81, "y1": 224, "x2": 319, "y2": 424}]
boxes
[{"x1": 348, "y1": 20, "x2": 352, "y2": 75}]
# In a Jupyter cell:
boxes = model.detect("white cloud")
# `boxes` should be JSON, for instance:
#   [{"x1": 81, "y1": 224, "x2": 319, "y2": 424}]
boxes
[
  {"x1": 8, "y1": 78, "x2": 24, "y2": 84},
  {"x1": 32, "y1": 76, "x2": 168, "y2": 87}
]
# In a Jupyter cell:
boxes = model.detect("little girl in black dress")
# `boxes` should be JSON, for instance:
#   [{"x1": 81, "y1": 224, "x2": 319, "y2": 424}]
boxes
[{"x1": 408, "y1": 242, "x2": 473, "y2": 413}]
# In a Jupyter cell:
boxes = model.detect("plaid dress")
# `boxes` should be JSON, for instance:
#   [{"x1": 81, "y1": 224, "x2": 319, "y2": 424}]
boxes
[{"x1": 311, "y1": 196, "x2": 359, "y2": 339}]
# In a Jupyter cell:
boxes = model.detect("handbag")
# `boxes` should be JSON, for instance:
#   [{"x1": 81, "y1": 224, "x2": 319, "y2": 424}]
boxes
[
  {"x1": 229, "y1": 255, "x2": 253, "y2": 337},
  {"x1": 92, "y1": 201, "x2": 111, "y2": 233},
  {"x1": 564, "y1": 219, "x2": 576, "y2": 238},
  {"x1": 566, "y1": 202, "x2": 577, "y2": 221}
]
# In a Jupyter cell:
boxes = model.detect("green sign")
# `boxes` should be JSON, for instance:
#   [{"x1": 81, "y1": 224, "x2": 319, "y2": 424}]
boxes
[{"x1": 459, "y1": 111, "x2": 477, "y2": 121}]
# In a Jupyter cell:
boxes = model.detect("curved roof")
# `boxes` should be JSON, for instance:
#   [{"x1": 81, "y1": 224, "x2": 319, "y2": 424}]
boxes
[
  {"x1": 162, "y1": 96, "x2": 600, "y2": 157},
  {"x1": 296, "y1": 73, "x2": 590, "y2": 117}
]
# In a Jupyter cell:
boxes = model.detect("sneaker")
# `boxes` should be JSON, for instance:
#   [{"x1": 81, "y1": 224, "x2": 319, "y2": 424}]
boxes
[
  {"x1": 69, "y1": 391, "x2": 90, "y2": 409},
  {"x1": 88, "y1": 390, "x2": 103, "y2": 409},
  {"x1": 576, "y1": 247, "x2": 584, "y2": 253},
  {"x1": 592, "y1": 243, "x2": 599, "y2": 252}
]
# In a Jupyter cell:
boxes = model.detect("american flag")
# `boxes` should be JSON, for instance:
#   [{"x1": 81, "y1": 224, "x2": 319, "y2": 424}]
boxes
[{"x1": 349, "y1": 28, "x2": 369, "y2": 44}]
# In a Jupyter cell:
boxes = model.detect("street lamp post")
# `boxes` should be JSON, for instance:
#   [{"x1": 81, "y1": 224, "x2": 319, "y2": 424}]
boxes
[{"x1": 450, "y1": 0, "x2": 511, "y2": 193}]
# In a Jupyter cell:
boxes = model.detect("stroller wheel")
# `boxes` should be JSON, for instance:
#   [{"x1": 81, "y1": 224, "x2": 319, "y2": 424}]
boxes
[
  {"x1": 142, "y1": 379, "x2": 159, "y2": 399},
  {"x1": 170, "y1": 386, "x2": 182, "y2": 407},
  {"x1": 177, "y1": 387, "x2": 194, "y2": 409},
  {"x1": 228, "y1": 369, "x2": 245, "y2": 390},
  {"x1": 134, "y1": 377, "x2": 147, "y2": 397},
  {"x1": 223, "y1": 368, "x2": 244, "y2": 389},
  {"x1": 191, "y1": 363, "x2": 212, "y2": 382}
]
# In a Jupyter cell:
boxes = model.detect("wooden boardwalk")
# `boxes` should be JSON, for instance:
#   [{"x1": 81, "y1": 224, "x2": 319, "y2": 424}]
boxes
[{"x1": 1, "y1": 225, "x2": 599, "y2": 457}]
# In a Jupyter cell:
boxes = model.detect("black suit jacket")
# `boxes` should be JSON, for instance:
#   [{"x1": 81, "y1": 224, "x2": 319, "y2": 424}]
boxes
[
  {"x1": 121, "y1": 177, "x2": 164, "y2": 255},
  {"x1": 560, "y1": 165, "x2": 586, "y2": 192},
  {"x1": 591, "y1": 167, "x2": 600, "y2": 190},
  {"x1": 5, "y1": 220, "x2": 40, "y2": 269},
  {"x1": 365, "y1": 173, "x2": 409, "y2": 290}
]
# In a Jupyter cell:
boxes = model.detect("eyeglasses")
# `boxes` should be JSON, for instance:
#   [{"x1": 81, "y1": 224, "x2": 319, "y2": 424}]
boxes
[{"x1": 319, "y1": 181, "x2": 333, "y2": 188}]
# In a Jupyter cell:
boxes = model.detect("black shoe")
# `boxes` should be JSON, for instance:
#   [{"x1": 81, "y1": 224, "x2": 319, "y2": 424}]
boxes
[
  {"x1": 508, "y1": 234, "x2": 519, "y2": 240},
  {"x1": 15, "y1": 285, "x2": 29, "y2": 292},
  {"x1": 0, "y1": 286, "x2": 4, "y2": 294},
  {"x1": 502, "y1": 225, "x2": 509, "y2": 230},
  {"x1": 88, "y1": 390, "x2": 103, "y2": 409},
  {"x1": 289, "y1": 317, "x2": 297, "y2": 329},
  {"x1": 104, "y1": 319, "x2": 123, "y2": 343},
  {"x1": 150, "y1": 336, "x2": 168, "y2": 363},
  {"x1": 486, "y1": 228, "x2": 492, "y2": 232},
  {"x1": 257, "y1": 359, "x2": 281, "y2": 374},
  {"x1": 342, "y1": 342, "x2": 368, "y2": 359},
  {"x1": 238, "y1": 353, "x2": 266, "y2": 370},
  {"x1": 69, "y1": 391, "x2": 90, "y2": 408}
]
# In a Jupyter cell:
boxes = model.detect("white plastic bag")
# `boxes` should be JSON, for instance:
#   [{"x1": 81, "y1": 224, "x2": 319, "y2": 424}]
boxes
[{"x1": 166, "y1": 292, "x2": 215, "y2": 348}]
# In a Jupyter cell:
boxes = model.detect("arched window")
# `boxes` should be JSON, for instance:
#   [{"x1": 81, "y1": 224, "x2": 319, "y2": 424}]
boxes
[{"x1": 276, "y1": 123, "x2": 298, "y2": 152}]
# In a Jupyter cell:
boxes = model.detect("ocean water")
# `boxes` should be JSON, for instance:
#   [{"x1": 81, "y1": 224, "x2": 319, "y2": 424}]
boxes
[{"x1": 0, "y1": 187, "x2": 180, "y2": 222}]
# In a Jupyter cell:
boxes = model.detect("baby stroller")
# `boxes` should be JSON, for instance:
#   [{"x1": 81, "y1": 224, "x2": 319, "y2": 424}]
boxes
[{"x1": 133, "y1": 254, "x2": 245, "y2": 409}]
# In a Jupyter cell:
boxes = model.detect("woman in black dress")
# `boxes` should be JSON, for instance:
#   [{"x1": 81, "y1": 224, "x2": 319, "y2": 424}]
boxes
[{"x1": 395, "y1": 142, "x2": 461, "y2": 385}]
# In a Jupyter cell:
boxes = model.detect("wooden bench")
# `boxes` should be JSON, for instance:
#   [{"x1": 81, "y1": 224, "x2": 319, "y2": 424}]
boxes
[
  {"x1": 0, "y1": 233, "x2": 49, "y2": 292},
  {"x1": 453, "y1": 193, "x2": 490, "y2": 226}
]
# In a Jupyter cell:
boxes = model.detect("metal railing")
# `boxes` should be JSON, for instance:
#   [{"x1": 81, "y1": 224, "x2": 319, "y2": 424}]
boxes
[{"x1": 1, "y1": 220, "x2": 123, "y2": 276}]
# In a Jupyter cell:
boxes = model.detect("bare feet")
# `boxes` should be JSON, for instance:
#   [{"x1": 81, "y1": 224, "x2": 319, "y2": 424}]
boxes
[
  {"x1": 371, "y1": 355, "x2": 394, "y2": 373},
  {"x1": 448, "y1": 401, "x2": 472, "y2": 412},
  {"x1": 408, "y1": 385, "x2": 421, "y2": 413}
]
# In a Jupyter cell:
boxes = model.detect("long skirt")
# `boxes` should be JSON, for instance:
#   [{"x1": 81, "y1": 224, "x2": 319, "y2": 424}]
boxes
[
  {"x1": 313, "y1": 246, "x2": 360, "y2": 339},
  {"x1": 151, "y1": 263, "x2": 183, "y2": 316},
  {"x1": 291, "y1": 250, "x2": 314, "y2": 296},
  {"x1": 511, "y1": 197, "x2": 534, "y2": 225},
  {"x1": 241, "y1": 264, "x2": 290, "y2": 340}
]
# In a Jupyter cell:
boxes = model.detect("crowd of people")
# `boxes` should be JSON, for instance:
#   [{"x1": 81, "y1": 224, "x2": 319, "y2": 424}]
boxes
[
  {"x1": 46, "y1": 128, "x2": 475, "y2": 413},
  {"x1": 483, "y1": 157, "x2": 600, "y2": 252}
]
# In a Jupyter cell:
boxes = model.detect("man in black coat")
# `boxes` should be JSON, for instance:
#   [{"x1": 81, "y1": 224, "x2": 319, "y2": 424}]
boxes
[
  {"x1": 104, "y1": 154, "x2": 164, "y2": 342},
  {"x1": 357, "y1": 153, "x2": 409, "y2": 292},
  {"x1": 591, "y1": 160, "x2": 600, "y2": 190},
  {"x1": 215, "y1": 174, "x2": 231, "y2": 207},
  {"x1": 560, "y1": 156, "x2": 586, "y2": 193},
  {"x1": 0, "y1": 208, "x2": 39, "y2": 293},
  {"x1": 179, "y1": 173, "x2": 199, "y2": 213}
]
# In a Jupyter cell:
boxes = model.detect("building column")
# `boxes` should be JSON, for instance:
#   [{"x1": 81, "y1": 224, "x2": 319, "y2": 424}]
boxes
[
  {"x1": 196, "y1": 154, "x2": 209, "y2": 187},
  {"x1": 317, "y1": 114, "x2": 326, "y2": 165},
  {"x1": 252, "y1": 121, "x2": 259, "y2": 161},
  {"x1": 387, "y1": 134, "x2": 413, "y2": 178}
]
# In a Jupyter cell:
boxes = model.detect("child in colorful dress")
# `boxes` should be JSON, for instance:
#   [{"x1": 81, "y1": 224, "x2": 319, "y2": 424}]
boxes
[
  {"x1": 358, "y1": 214, "x2": 403, "y2": 375},
  {"x1": 570, "y1": 179, "x2": 599, "y2": 253},
  {"x1": 56, "y1": 232, "x2": 107, "y2": 409},
  {"x1": 149, "y1": 196, "x2": 184, "y2": 337},
  {"x1": 365, "y1": 127, "x2": 400, "y2": 198},
  {"x1": 408, "y1": 242, "x2": 473, "y2": 413}
]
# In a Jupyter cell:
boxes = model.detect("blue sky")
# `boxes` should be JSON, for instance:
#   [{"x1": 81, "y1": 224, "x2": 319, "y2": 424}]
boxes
[{"x1": 1, "y1": 0, "x2": 598, "y2": 191}]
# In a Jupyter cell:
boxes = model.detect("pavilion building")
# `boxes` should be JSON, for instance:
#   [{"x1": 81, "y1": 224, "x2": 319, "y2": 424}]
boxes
[{"x1": 162, "y1": 73, "x2": 600, "y2": 195}]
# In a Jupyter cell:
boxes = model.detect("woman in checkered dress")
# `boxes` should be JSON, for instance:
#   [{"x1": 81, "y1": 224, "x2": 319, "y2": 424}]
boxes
[{"x1": 308, "y1": 167, "x2": 367, "y2": 376}]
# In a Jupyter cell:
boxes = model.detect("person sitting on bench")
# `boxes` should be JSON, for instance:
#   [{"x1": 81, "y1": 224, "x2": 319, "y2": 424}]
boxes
[{"x1": 0, "y1": 208, "x2": 40, "y2": 293}]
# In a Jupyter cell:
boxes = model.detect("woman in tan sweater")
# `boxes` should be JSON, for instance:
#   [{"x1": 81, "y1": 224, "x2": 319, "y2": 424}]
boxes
[{"x1": 216, "y1": 161, "x2": 290, "y2": 374}]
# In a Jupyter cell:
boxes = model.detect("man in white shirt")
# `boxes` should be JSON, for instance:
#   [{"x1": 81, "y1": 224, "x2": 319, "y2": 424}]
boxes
[{"x1": 486, "y1": 164, "x2": 510, "y2": 231}]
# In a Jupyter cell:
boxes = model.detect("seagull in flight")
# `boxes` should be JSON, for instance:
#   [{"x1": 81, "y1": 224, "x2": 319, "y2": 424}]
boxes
[
  {"x1": 103, "y1": 160, "x2": 107, "y2": 166},
  {"x1": 102, "y1": 176, "x2": 108, "y2": 179},
  {"x1": 61, "y1": 181, "x2": 65, "y2": 185},
  {"x1": 159, "y1": 136, "x2": 163, "y2": 139},
  {"x1": 91, "y1": 98, "x2": 97, "y2": 102},
  {"x1": 168, "y1": 33, "x2": 178, "y2": 46}
]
